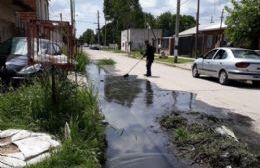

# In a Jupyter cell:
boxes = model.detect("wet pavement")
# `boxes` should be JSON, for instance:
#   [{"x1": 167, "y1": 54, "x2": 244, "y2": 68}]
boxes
[{"x1": 86, "y1": 64, "x2": 260, "y2": 168}]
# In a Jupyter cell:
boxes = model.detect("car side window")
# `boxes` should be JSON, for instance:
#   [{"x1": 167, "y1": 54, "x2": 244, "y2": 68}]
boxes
[
  {"x1": 204, "y1": 50, "x2": 217, "y2": 59},
  {"x1": 214, "y1": 49, "x2": 228, "y2": 60}
]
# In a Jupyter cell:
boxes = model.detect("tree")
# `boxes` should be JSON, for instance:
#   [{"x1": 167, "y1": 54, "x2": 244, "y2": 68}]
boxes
[
  {"x1": 144, "y1": 12, "x2": 157, "y2": 28},
  {"x1": 156, "y1": 12, "x2": 175, "y2": 36},
  {"x1": 103, "y1": 0, "x2": 145, "y2": 45},
  {"x1": 225, "y1": 0, "x2": 260, "y2": 49},
  {"x1": 156, "y1": 12, "x2": 196, "y2": 36},
  {"x1": 79, "y1": 29, "x2": 95, "y2": 45}
]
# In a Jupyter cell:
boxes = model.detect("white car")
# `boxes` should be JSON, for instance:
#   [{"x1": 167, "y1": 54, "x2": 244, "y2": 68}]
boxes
[{"x1": 192, "y1": 47, "x2": 260, "y2": 85}]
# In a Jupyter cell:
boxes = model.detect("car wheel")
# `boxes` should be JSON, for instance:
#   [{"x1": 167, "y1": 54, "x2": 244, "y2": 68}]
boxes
[
  {"x1": 192, "y1": 65, "x2": 200, "y2": 78},
  {"x1": 252, "y1": 81, "x2": 260, "y2": 87},
  {"x1": 219, "y1": 70, "x2": 229, "y2": 85}
]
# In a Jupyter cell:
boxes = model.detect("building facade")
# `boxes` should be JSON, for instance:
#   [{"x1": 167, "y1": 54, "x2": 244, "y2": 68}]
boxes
[
  {"x1": 0, "y1": 0, "x2": 49, "y2": 43},
  {"x1": 159, "y1": 23, "x2": 227, "y2": 57},
  {"x1": 121, "y1": 29, "x2": 162, "y2": 52}
]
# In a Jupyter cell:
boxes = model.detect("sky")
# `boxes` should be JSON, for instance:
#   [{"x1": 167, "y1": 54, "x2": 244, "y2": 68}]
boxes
[{"x1": 49, "y1": 0, "x2": 232, "y2": 38}]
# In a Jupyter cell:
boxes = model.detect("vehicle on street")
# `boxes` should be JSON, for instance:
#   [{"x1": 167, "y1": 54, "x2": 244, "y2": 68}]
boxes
[
  {"x1": 0, "y1": 37, "x2": 67, "y2": 85},
  {"x1": 192, "y1": 47, "x2": 260, "y2": 85},
  {"x1": 89, "y1": 44, "x2": 100, "y2": 50}
]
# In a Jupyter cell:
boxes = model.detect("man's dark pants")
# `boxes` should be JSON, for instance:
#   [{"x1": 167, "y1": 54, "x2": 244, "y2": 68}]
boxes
[{"x1": 146, "y1": 60, "x2": 153, "y2": 76}]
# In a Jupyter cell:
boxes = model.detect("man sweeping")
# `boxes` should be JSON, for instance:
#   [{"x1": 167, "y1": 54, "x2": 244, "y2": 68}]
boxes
[{"x1": 143, "y1": 40, "x2": 155, "y2": 77}]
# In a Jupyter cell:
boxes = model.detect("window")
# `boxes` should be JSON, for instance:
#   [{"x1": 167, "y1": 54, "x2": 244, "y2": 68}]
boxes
[
  {"x1": 204, "y1": 49, "x2": 217, "y2": 59},
  {"x1": 207, "y1": 35, "x2": 213, "y2": 48},
  {"x1": 162, "y1": 39, "x2": 169, "y2": 49},
  {"x1": 232, "y1": 49, "x2": 260, "y2": 60},
  {"x1": 214, "y1": 49, "x2": 228, "y2": 60}
]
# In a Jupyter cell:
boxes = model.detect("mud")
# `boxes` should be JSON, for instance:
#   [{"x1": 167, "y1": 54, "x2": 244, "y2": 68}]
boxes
[{"x1": 160, "y1": 112, "x2": 260, "y2": 168}]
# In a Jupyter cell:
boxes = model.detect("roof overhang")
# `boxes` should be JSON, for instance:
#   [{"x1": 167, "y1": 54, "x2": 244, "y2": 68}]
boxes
[{"x1": 12, "y1": 0, "x2": 34, "y2": 11}]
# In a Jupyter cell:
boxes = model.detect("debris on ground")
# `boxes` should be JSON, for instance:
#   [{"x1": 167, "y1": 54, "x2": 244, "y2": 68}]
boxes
[
  {"x1": 0, "y1": 129, "x2": 60, "y2": 168},
  {"x1": 160, "y1": 112, "x2": 260, "y2": 168}
]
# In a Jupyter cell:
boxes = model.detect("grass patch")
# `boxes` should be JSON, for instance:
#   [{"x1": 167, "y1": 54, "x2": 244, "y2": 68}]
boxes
[
  {"x1": 160, "y1": 114, "x2": 260, "y2": 168},
  {"x1": 96, "y1": 59, "x2": 116, "y2": 66},
  {"x1": 76, "y1": 52, "x2": 90, "y2": 72},
  {"x1": 155, "y1": 57, "x2": 193, "y2": 64},
  {"x1": 102, "y1": 48, "x2": 124, "y2": 54},
  {"x1": 0, "y1": 71, "x2": 105, "y2": 167}
]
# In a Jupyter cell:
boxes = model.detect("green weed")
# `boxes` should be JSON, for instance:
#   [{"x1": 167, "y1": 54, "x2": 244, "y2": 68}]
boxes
[{"x1": 96, "y1": 59, "x2": 116, "y2": 66}]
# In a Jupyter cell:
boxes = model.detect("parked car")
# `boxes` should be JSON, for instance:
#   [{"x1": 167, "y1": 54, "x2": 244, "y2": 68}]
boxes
[
  {"x1": 0, "y1": 37, "x2": 67, "y2": 85},
  {"x1": 192, "y1": 47, "x2": 260, "y2": 85},
  {"x1": 89, "y1": 45, "x2": 100, "y2": 50}
]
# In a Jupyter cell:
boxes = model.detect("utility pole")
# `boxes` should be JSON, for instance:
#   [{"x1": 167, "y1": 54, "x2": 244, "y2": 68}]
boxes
[
  {"x1": 195, "y1": 0, "x2": 200, "y2": 58},
  {"x1": 210, "y1": 16, "x2": 214, "y2": 23},
  {"x1": 104, "y1": 17, "x2": 107, "y2": 46},
  {"x1": 97, "y1": 11, "x2": 100, "y2": 45},
  {"x1": 70, "y1": 0, "x2": 75, "y2": 29},
  {"x1": 219, "y1": 8, "x2": 224, "y2": 43},
  {"x1": 60, "y1": 13, "x2": 63, "y2": 22},
  {"x1": 174, "y1": 0, "x2": 180, "y2": 63}
]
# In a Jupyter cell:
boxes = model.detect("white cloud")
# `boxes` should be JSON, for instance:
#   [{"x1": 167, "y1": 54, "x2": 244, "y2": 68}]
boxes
[{"x1": 140, "y1": 0, "x2": 157, "y2": 8}]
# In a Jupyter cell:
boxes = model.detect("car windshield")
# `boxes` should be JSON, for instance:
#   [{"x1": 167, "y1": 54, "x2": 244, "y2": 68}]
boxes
[
  {"x1": 232, "y1": 49, "x2": 260, "y2": 60},
  {"x1": 11, "y1": 38, "x2": 27, "y2": 55},
  {"x1": 10, "y1": 38, "x2": 49, "y2": 56}
]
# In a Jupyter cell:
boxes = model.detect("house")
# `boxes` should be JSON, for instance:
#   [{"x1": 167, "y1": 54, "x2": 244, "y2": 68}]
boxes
[
  {"x1": 0, "y1": 0, "x2": 49, "y2": 43},
  {"x1": 159, "y1": 23, "x2": 227, "y2": 57},
  {"x1": 160, "y1": 37, "x2": 174, "y2": 55},
  {"x1": 177, "y1": 23, "x2": 227, "y2": 57},
  {"x1": 121, "y1": 29, "x2": 162, "y2": 52},
  {"x1": 0, "y1": 0, "x2": 31, "y2": 42}
]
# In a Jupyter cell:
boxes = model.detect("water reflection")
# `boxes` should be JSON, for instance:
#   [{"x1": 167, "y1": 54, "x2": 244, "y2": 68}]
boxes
[
  {"x1": 104, "y1": 76, "x2": 142, "y2": 107},
  {"x1": 145, "y1": 81, "x2": 153, "y2": 106},
  {"x1": 85, "y1": 64, "x2": 259, "y2": 168}
]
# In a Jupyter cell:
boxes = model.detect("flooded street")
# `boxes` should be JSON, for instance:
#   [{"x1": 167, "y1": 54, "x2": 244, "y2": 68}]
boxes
[{"x1": 86, "y1": 64, "x2": 260, "y2": 168}]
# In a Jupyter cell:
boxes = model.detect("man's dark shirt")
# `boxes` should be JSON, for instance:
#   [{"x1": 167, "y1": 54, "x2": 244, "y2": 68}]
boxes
[{"x1": 144, "y1": 45, "x2": 155, "y2": 62}]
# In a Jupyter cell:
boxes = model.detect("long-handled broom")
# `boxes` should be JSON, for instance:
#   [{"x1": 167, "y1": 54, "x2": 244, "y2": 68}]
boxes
[{"x1": 123, "y1": 57, "x2": 144, "y2": 78}]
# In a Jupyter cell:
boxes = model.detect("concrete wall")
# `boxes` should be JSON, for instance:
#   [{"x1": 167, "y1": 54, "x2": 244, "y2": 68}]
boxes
[{"x1": 121, "y1": 29, "x2": 162, "y2": 52}]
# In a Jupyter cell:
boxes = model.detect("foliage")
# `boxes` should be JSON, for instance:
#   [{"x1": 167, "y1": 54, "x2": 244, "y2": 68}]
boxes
[
  {"x1": 103, "y1": 0, "x2": 146, "y2": 45},
  {"x1": 225, "y1": 0, "x2": 260, "y2": 48},
  {"x1": 79, "y1": 1, "x2": 196, "y2": 47},
  {"x1": 96, "y1": 58, "x2": 116, "y2": 66},
  {"x1": 76, "y1": 52, "x2": 90, "y2": 72},
  {"x1": 156, "y1": 12, "x2": 196, "y2": 36},
  {"x1": 155, "y1": 57, "x2": 194, "y2": 64},
  {"x1": 0, "y1": 72, "x2": 105, "y2": 167},
  {"x1": 78, "y1": 29, "x2": 96, "y2": 45},
  {"x1": 144, "y1": 12, "x2": 157, "y2": 28}
]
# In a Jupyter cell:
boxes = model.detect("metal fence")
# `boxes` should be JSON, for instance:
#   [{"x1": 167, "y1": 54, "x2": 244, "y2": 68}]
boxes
[{"x1": 26, "y1": 20, "x2": 75, "y2": 70}]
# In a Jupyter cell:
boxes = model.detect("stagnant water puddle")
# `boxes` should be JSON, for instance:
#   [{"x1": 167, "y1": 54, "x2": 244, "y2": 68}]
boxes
[{"x1": 86, "y1": 64, "x2": 260, "y2": 168}]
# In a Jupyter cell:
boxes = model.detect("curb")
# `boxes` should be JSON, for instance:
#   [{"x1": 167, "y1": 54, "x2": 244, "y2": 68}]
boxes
[{"x1": 155, "y1": 61, "x2": 192, "y2": 71}]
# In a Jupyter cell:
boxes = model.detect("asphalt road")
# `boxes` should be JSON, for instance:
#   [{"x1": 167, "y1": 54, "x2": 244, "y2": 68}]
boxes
[{"x1": 85, "y1": 48, "x2": 260, "y2": 134}]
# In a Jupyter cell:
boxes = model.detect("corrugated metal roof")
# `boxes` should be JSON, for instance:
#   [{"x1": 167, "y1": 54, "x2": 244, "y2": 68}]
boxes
[{"x1": 178, "y1": 22, "x2": 227, "y2": 37}]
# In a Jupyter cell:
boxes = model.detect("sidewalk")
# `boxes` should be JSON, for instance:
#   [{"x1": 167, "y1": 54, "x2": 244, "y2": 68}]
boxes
[
  {"x1": 102, "y1": 48, "x2": 194, "y2": 71},
  {"x1": 155, "y1": 60, "x2": 193, "y2": 71}
]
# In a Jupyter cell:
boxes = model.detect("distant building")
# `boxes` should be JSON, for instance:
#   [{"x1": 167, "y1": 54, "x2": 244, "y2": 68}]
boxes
[
  {"x1": 121, "y1": 29, "x2": 162, "y2": 52},
  {"x1": 159, "y1": 23, "x2": 227, "y2": 57},
  {"x1": 0, "y1": 0, "x2": 49, "y2": 43}
]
